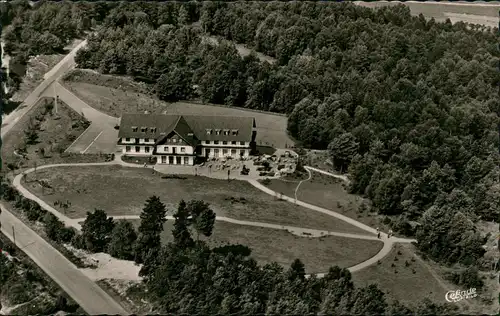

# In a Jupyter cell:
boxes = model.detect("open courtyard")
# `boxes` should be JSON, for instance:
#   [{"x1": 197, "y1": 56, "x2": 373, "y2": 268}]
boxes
[{"x1": 22, "y1": 165, "x2": 369, "y2": 234}]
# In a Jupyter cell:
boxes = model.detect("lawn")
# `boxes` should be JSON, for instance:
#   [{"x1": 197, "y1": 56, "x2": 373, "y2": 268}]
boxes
[
  {"x1": 126, "y1": 219, "x2": 383, "y2": 274},
  {"x1": 294, "y1": 171, "x2": 392, "y2": 233},
  {"x1": 1, "y1": 96, "x2": 110, "y2": 172},
  {"x1": 22, "y1": 165, "x2": 369, "y2": 235},
  {"x1": 351, "y1": 243, "x2": 480, "y2": 313},
  {"x1": 61, "y1": 69, "x2": 295, "y2": 148}
]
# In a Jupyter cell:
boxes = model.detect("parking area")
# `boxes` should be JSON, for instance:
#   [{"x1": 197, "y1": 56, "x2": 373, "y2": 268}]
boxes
[{"x1": 65, "y1": 124, "x2": 118, "y2": 154}]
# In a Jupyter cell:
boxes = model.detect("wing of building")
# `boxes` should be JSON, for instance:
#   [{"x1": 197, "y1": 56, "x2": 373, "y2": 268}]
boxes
[{"x1": 117, "y1": 113, "x2": 257, "y2": 165}]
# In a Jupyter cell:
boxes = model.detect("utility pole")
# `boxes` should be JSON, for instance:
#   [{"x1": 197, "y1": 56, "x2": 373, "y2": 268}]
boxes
[{"x1": 53, "y1": 84, "x2": 58, "y2": 114}]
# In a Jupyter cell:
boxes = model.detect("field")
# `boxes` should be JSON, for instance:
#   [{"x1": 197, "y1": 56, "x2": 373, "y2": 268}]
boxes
[
  {"x1": 61, "y1": 69, "x2": 294, "y2": 148},
  {"x1": 126, "y1": 219, "x2": 383, "y2": 274},
  {"x1": 351, "y1": 243, "x2": 488, "y2": 314},
  {"x1": 1, "y1": 96, "x2": 109, "y2": 171},
  {"x1": 21, "y1": 165, "x2": 369, "y2": 235},
  {"x1": 355, "y1": 1, "x2": 499, "y2": 28}
]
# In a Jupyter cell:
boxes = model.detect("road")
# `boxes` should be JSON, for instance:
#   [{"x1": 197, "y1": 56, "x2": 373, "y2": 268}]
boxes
[
  {"x1": 0, "y1": 204, "x2": 128, "y2": 315},
  {"x1": 1, "y1": 39, "x2": 129, "y2": 315},
  {"x1": 1, "y1": 40, "x2": 88, "y2": 139}
]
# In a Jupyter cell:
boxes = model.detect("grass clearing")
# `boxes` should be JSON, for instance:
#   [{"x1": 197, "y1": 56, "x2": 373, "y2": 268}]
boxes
[
  {"x1": 355, "y1": 1, "x2": 500, "y2": 18},
  {"x1": 1, "y1": 96, "x2": 110, "y2": 172},
  {"x1": 61, "y1": 69, "x2": 294, "y2": 148},
  {"x1": 295, "y1": 171, "x2": 391, "y2": 233},
  {"x1": 351, "y1": 243, "x2": 485, "y2": 313},
  {"x1": 22, "y1": 165, "x2": 368, "y2": 235},
  {"x1": 126, "y1": 219, "x2": 383, "y2": 274}
]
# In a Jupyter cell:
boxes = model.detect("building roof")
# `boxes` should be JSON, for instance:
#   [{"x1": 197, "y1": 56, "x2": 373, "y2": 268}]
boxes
[{"x1": 119, "y1": 114, "x2": 255, "y2": 143}]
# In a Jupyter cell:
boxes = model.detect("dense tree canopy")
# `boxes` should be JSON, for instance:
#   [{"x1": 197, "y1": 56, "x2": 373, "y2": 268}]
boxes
[{"x1": 3, "y1": 0, "x2": 496, "y2": 273}]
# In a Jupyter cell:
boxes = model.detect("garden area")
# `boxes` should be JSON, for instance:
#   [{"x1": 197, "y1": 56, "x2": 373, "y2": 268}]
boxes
[{"x1": 20, "y1": 165, "x2": 368, "y2": 235}]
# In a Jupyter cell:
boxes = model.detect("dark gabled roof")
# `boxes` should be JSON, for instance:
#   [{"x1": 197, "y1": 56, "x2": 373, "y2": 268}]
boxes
[
  {"x1": 119, "y1": 114, "x2": 255, "y2": 143},
  {"x1": 156, "y1": 116, "x2": 198, "y2": 147}
]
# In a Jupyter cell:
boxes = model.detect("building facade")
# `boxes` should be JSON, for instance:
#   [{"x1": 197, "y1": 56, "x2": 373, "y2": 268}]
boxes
[{"x1": 117, "y1": 113, "x2": 257, "y2": 165}]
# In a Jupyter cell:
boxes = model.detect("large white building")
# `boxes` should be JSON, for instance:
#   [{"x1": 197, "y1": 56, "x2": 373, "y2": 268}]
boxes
[{"x1": 117, "y1": 113, "x2": 257, "y2": 165}]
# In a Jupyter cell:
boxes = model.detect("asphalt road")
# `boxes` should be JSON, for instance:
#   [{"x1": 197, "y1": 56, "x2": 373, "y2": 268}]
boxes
[
  {"x1": 0, "y1": 204, "x2": 128, "y2": 315},
  {"x1": 1, "y1": 39, "x2": 129, "y2": 315},
  {"x1": 1, "y1": 40, "x2": 87, "y2": 139}
]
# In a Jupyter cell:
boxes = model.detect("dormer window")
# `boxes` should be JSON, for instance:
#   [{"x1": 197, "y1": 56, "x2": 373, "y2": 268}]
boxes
[
  {"x1": 150, "y1": 127, "x2": 157, "y2": 133},
  {"x1": 232, "y1": 129, "x2": 238, "y2": 136},
  {"x1": 223, "y1": 129, "x2": 230, "y2": 135},
  {"x1": 215, "y1": 129, "x2": 221, "y2": 135},
  {"x1": 206, "y1": 129, "x2": 212, "y2": 135},
  {"x1": 141, "y1": 127, "x2": 147, "y2": 133},
  {"x1": 187, "y1": 133, "x2": 194, "y2": 137},
  {"x1": 132, "y1": 126, "x2": 138, "y2": 132},
  {"x1": 172, "y1": 139, "x2": 177, "y2": 143}
]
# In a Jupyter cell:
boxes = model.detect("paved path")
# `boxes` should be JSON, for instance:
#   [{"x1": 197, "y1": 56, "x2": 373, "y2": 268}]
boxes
[
  {"x1": 13, "y1": 160, "x2": 415, "y2": 277},
  {"x1": 50, "y1": 82, "x2": 119, "y2": 154},
  {"x1": 0, "y1": 203, "x2": 128, "y2": 315}
]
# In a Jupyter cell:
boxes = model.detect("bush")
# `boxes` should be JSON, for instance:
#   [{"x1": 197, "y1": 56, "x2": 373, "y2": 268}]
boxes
[
  {"x1": 43, "y1": 213, "x2": 65, "y2": 242},
  {"x1": 5, "y1": 278, "x2": 33, "y2": 305},
  {"x1": 262, "y1": 178, "x2": 271, "y2": 185},
  {"x1": 59, "y1": 227, "x2": 77, "y2": 243}
]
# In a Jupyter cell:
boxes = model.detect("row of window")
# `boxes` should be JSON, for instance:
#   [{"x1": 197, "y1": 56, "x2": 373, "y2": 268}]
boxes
[
  {"x1": 207, "y1": 140, "x2": 245, "y2": 145},
  {"x1": 132, "y1": 126, "x2": 157, "y2": 133},
  {"x1": 125, "y1": 146, "x2": 151, "y2": 153},
  {"x1": 162, "y1": 146, "x2": 186, "y2": 153},
  {"x1": 206, "y1": 129, "x2": 238, "y2": 136},
  {"x1": 124, "y1": 137, "x2": 153, "y2": 142},
  {"x1": 124, "y1": 138, "x2": 246, "y2": 146},
  {"x1": 207, "y1": 148, "x2": 245, "y2": 155},
  {"x1": 160, "y1": 156, "x2": 190, "y2": 165}
]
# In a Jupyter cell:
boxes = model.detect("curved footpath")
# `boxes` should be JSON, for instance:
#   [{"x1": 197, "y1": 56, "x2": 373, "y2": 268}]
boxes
[{"x1": 13, "y1": 160, "x2": 416, "y2": 278}]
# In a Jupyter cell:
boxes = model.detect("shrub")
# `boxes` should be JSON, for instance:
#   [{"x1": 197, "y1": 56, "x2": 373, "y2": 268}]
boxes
[
  {"x1": 262, "y1": 178, "x2": 271, "y2": 185},
  {"x1": 59, "y1": 227, "x2": 77, "y2": 243},
  {"x1": 5, "y1": 278, "x2": 33, "y2": 305}
]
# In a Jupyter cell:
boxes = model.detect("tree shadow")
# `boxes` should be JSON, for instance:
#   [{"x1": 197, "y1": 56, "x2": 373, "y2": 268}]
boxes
[{"x1": 213, "y1": 244, "x2": 252, "y2": 257}]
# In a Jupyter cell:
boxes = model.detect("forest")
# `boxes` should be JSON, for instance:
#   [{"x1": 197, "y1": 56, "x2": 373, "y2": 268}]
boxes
[{"x1": 0, "y1": 0, "x2": 498, "y2": 310}]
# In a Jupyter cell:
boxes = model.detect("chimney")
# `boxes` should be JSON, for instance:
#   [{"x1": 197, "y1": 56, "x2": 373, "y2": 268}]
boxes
[{"x1": 144, "y1": 110, "x2": 149, "y2": 114}]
